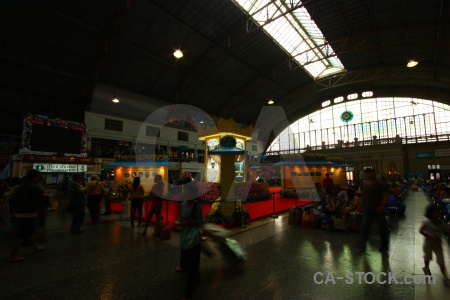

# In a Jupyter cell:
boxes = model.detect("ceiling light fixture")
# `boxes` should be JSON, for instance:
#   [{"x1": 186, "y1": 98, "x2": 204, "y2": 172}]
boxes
[
  {"x1": 112, "y1": 86, "x2": 119, "y2": 103},
  {"x1": 407, "y1": 59, "x2": 418, "y2": 68},
  {"x1": 268, "y1": 100, "x2": 274, "y2": 105},
  {"x1": 173, "y1": 49, "x2": 183, "y2": 59}
]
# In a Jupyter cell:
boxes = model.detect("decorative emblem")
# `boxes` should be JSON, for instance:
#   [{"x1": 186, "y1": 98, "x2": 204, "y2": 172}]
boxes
[{"x1": 340, "y1": 111, "x2": 354, "y2": 122}]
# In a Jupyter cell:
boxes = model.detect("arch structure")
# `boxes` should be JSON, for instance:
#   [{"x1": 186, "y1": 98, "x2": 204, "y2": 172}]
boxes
[{"x1": 266, "y1": 96, "x2": 450, "y2": 154}]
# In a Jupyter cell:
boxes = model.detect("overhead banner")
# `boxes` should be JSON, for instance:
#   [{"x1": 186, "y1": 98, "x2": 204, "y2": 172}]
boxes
[{"x1": 33, "y1": 163, "x2": 87, "y2": 173}]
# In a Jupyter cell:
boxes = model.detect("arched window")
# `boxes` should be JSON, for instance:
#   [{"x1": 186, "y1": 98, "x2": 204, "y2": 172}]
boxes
[{"x1": 267, "y1": 97, "x2": 450, "y2": 153}]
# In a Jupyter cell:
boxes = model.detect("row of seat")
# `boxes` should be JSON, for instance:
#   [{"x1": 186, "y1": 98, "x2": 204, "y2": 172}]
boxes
[{"x1": 421, "y1": 183, "x2": 450, "y2": 221}]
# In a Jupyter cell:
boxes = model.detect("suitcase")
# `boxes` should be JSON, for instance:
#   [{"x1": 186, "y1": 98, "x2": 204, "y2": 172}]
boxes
[
  {"x1": 220, "y1": 237, "x2": 247, "y2": 266},
  {"x1": 159, "y1": 224, "x2": 171, "y2": 240},
  {"x1": 203, "y1": 223, "x2": 230, "y2": 243},
  {"x1": 288, "y1": 206, "x2": 304, "y2": 225}
]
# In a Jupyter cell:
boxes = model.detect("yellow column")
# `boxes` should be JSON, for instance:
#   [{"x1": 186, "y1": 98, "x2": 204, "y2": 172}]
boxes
[{"x1": 220, "y1": 155, "x2": 236, "y2": 217}]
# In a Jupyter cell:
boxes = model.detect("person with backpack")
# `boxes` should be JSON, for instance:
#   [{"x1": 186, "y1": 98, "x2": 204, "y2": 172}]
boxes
[{"x1": 174, "y1": 181, "x2": 204, "y2": 300}]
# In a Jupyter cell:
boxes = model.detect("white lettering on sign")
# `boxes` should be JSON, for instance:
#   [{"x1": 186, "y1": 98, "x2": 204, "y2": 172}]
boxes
[{"x1": 33, "y1": 163, "x2": 88, "y2": 173}]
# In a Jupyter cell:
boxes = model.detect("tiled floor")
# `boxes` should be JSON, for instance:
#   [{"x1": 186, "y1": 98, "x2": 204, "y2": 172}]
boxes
[{"x1": 1, "y1": 189, "x2": 449, "y2": 300}]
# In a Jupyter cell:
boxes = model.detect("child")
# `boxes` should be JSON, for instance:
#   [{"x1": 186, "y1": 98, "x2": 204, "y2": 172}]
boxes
[{"x1": 419, "y1": 204, "x2": 450, "y2": 286}]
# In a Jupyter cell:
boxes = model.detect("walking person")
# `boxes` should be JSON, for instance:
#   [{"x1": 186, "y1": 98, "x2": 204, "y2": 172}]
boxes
[
  {"x1": 142, "y1": 174, "x2": 164, "y2": 235},
  {"x1": 86, "y1": 175, "x2": 104, "y2": 224},
  {"x1": 67, "y1": 174, "x2": 86, "y2": 234},
  {"x1": 130, "y1": 177, "x2": 144, "y2": 228},
  {"x1": 174, "y1": 182, "x2": 204, "y2": 300},
  {"x1": 353, "y1": 168, "x2": 389, "y2": 252},
  {"x1": 420, "y1": 204, "x2": 450, "y2": 286},
  {"x1": 9, "y1": 169, "x2": 45, "y2": 262}
]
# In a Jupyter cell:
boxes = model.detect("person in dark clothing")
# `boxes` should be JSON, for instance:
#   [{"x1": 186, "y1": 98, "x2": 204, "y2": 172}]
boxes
[
  {"x1": 353, "y1": 168, "x2": 389, "y2": 252},
  {"x1": 142, "y1": 175, "x2": 164, "y2": 235},
  {"x1": 174, "y1": 182, "x2": 204, "y2": 300},
  {"x1": 130, "y1": 177, "x2": 145, "y2": 227},
  {"x1": 102, "y1": 175, "x2": 114, "y2": 215},
  {"x1": 9, "y1": 169, "x2": 45, "y2": 262},
  {"x1": 67, "y1": 174, "x2": 86, "y2": 234},
  {"x1": 322, "y1": 173, "x2": 335, "y2": 194},
  {"x1": 60, "y1": 177, "x2": 69, "y2": 199}
]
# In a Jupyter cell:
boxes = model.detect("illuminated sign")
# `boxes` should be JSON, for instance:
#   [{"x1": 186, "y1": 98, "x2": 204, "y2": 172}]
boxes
[{"x1": 33, "y1": 163, "x2": 87, "y2": 173}]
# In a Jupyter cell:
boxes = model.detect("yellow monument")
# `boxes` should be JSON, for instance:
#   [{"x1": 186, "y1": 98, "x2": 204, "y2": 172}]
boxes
[{"x1": 198, "y1": 118, "x2": 252, "y2": 218}]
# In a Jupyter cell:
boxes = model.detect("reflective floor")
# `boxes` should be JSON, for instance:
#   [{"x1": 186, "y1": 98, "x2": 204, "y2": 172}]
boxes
[{"x1": 1, "y1": 189, "x2": 449, "y2": 300}]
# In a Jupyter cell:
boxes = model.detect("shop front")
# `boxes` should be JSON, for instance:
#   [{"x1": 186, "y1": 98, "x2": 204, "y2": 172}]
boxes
[{"x1": 12, "y1": 154, "x2": 100, "y2": 185}]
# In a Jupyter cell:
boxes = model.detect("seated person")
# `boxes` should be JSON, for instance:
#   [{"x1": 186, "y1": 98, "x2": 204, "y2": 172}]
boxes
[
  {"x1": 324, "y1": 186, "x2": 343, "y2": 217},
  {"x1": 341, "y1": 188, "x2": 361, "y2": 217},
  {"x1": 441, "y1": 187, "x2": 450, "y2": 203},
  {"x1": 304, "y1": 183, "x2": 326, "y2": 211},
  {"x1": 390, "y1": 182, "x2": 401, "y2": 198},
  {"x1": 336, "y1": 184, "x2": 347, "y2": 201}
]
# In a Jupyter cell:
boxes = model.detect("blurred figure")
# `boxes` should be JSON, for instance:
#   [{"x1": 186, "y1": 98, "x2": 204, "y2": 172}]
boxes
[
  {"x1": 67, "y1": 174, "x2": 86, "y2": 234},
  {"x1": 9, "y1": 170, "x2": 45, "y2": 262},
  {"x1": 353, "y1": 168, "x2": 389, "y2": 252},
  {"x1": 130, "y1": 177, "x2": 144, "y2": 227},
  {"x1": 142, "y1": 174, "x2": 164, "y2": 235},
  {"x1": 7, "y1": 177, "x2": 21, "y2": 223},
  {"x1": 174, "y1": 182, "x2": 204, "y2": 300},
  {"x1": 59, "y1": 177, "x2": 69, "y2": 199},
  {"x1": 419, "y1": 204, "x2": 450, "y2": 286}
]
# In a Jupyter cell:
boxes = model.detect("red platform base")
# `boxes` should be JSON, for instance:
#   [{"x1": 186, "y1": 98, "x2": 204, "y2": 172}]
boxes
[{"x1": 110, "y1": 194, "x2": 311, "y2": 229}]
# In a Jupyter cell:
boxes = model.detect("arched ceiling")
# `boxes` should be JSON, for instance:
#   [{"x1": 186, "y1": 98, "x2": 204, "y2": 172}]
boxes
[{"x1": 1, "y1": 0, "x2": 450, "y2": 141}]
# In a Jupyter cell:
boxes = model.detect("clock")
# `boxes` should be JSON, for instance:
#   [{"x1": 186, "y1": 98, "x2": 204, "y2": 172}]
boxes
[{"x1": 340, "y1": 110, "x2": 354, "y2": 122}]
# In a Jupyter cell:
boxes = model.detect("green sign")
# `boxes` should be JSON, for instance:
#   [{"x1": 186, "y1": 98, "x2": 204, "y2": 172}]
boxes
[{"x1": 340, "y1": 111, "x2": 354, "y2": 122}]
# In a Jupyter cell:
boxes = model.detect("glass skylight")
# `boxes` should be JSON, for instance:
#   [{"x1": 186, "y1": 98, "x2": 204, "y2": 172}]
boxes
[{"x1": 232, "y1": 0, "x2": 345, "y2": 79}]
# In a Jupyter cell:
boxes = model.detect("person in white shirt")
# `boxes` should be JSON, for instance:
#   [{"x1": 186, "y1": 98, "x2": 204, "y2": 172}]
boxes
[{"x1": 305, "y1": 182, "x2": 326, "y2": 211}]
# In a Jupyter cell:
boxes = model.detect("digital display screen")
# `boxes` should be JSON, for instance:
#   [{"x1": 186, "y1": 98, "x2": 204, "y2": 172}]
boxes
[{"x1": 30, "y1": 124, "x2": 82, "y2": 154}]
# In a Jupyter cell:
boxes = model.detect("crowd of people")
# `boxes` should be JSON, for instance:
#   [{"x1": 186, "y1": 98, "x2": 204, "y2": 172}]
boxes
[
  {"x1": 303, "y1": 170, "x2": 409, "y2": 244},
  {"x1": 6, "y1": 168, "x2": 450, "y2": 294},
  {"x1": 423, "y1": 179, "x2": 450, "y2": 222},
  {"x1": 1, "y1": 169, "x2": 205, "y2": 298}
]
